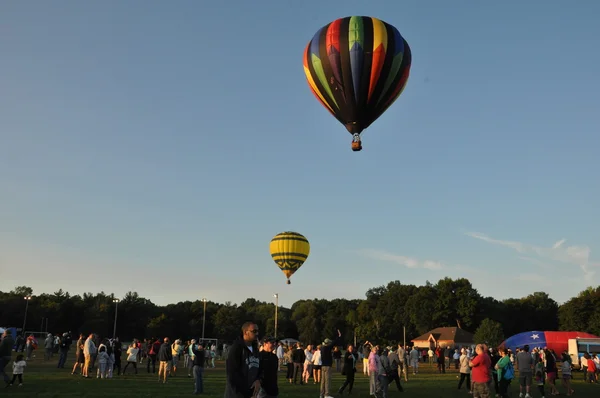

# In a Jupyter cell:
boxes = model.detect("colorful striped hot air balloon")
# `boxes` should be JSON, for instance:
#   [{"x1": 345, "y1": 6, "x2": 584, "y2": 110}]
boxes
[
  {"x1": 303, "y1": 16, "x2": 412, "y2": 151},
  {"x1": 269, "y1": 232, "x2": 310, "y2": 284}
]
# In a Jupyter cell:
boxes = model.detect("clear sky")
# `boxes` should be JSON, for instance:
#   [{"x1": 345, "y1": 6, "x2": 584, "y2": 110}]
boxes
[{"x1": 1, "y1": 1, "x2": 598, "y2": 308}]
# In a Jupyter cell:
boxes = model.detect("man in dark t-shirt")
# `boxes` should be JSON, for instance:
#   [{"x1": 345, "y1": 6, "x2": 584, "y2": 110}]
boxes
[{"x1": 258, "y1": 336, "x2": 279, "y2": 398}]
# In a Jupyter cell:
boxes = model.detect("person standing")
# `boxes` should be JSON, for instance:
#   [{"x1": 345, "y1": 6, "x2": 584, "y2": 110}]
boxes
[
  {"x1": 469, "y1": 344, "x2": 491, "y2": 398},
  {"x1": 387, "y1": 347, "x2": 404, "y2": 392},
  {"x1": 158, "y1": 337, "x2": 173, "y2": 384},
  {"x1": 319, "y1": 329, "x2": 342, "y2": 398},
  {"x1": 515, "y1": 345, "x2": 533, "y2": 398},
  {"x1": 276, "y1": 343, "x2": 284, "y2": 372},
  {"x1": 338, "y1": 344, "x2": 358, "y2": 395},
  {"x1": 0, "y1": 330, "x2": 15, "y2": 387},
  {"x1": 224, "y1": 322, "x2": 261, "y2": 398},
  {"x1": 82, "y1": 333, "x2": 96, "y2": 378},
  {"x1": 362, "y1": 342, "x2": 372, "y2": 376},
  {"x1": 291, "y1": 343, "x2": 305, "y2": 384},
  {"x1": 409, "y1": 346, "x2": 419, "y2": 375},
  {"x1": 396, "y1": 345, "x2": 408, "y2": 382},
  {"x1": 8, "y1": 354, "x2": 27, "y2": 387},
  {"x1": 57, "y1": 333, "x2": 70, "y2": 369},
  {"x1": 191, "y1": 342, "x2": 205, "y2": 394},
  {"x1": 378, "y1": 349, "x2": 391, "y2": 398},
  {"x1": 71, "y1": 334, "x2": 85, "y2": 375},
  {"x1": 258, "y1": 336, "x2": 279, "y2": 398},
  {"x1": 148, "y1": 338, "x2": 161, "y2": 374},
  {"x1": 457, "y1": 348, "x2": 472, "y2": 393}
]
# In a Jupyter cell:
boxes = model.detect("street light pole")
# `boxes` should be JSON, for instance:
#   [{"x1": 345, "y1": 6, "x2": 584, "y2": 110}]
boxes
[
  {"x1": 113, "y1": 298, "x2": 120, "y2": 339},
  {"x1": 202, "y1": 298, "x2": 207, "y2": 341},
  {"x1": 273, "y1": 293, "x2": 278, "y2": 338},
  {"x1": 22, "y1": 296, "x2": 32, "y2": 334}
]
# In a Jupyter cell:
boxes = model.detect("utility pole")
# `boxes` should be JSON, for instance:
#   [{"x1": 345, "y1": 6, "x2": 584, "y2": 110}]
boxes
[
  {"x1": 22, "y1": 296, "x2": 32, "y2": 334},
  {"x1": 202, "y1": 298, "x2": 207, "y2": 341},
  {"x1": 273, "y1": 293, "x2": 279, "y2": 338},
  {"x1": 112, "y1": 298, "x2": 120, "y2": 339},
  {"x1": 403, "y1": 326, "x2": 406, "y2": 348}
]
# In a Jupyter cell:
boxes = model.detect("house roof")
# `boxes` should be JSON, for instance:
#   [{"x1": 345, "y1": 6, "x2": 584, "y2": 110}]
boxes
[{"x1": 411, "y1": 327, "x2": 474, "y2": 344}]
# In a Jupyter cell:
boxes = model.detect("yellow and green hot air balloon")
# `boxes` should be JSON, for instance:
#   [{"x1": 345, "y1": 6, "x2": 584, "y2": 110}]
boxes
[{"x1": 269, "y1": 231, "x2": 310, "y2": 284}]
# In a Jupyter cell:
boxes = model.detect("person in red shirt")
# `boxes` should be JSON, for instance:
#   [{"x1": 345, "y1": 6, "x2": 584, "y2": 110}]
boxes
[
  {"x1": 435, "y1": 346, "x2": 445, "y2": 373},
  {"x1": 469, "y1": 344, "x2": 491, "y2": 398}
]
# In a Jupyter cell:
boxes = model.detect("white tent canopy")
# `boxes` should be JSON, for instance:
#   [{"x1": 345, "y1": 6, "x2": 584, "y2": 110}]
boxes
[{"x1": 280, "y1": 337, "x2": 299, "y2": 345}]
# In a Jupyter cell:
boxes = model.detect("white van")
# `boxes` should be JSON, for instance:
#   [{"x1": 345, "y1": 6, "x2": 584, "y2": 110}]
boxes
[{"x1": 567, "y1": 338, "x2": 600, "y2": 369}]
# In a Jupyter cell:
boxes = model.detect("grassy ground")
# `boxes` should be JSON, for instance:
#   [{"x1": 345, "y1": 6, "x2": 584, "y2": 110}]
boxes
[{"x1": 2, "y1": 351, "x2": 597, "y2": 397}]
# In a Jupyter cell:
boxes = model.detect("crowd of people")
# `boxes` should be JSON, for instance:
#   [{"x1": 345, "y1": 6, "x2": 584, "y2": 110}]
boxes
[
  {"x1": 0, "y1": 329, "x2": 217, "y2": 394},
  {"x1": 234, "y1": 331, "x2": 599, "y2": 398},
  {"x1": 2, "y1": 326, "x2": 599, "y2": 397}
]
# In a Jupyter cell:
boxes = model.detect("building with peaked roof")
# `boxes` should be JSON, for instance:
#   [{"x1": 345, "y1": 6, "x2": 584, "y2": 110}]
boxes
[{"x1": 410, "y1": 327, "x2": 474, "y2": 349}]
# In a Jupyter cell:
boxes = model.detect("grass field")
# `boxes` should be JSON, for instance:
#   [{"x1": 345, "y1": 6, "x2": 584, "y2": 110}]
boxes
[{"x1": 2, "y1": 351, "x2": 597, "y2": 397}]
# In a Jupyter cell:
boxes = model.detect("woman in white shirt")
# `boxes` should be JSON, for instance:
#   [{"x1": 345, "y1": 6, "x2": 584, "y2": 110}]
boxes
[
  {"x1": 122, "y1": 342, "x2": 140, "y2": 375},
  {"x1": 312, "y1": 345, "x2": 322, "y2": 383}
]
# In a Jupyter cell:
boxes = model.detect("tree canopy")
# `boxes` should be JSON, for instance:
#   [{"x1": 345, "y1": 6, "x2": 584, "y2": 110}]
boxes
[{"x1": 2, "y1": 279, "x2": 598, "y2": 345}]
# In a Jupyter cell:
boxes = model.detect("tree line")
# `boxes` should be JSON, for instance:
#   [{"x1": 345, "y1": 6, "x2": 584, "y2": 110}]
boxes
[{"x1": 1, "y1": 278, "x2": 598, "y2": 347}]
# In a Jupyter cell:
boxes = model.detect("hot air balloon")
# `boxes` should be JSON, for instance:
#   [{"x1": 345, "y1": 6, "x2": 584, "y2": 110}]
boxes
[
  {"x1": 303, "y1": 16, "x2": 412, "y2": 152},
  {"x1": 269, "y1": 231, "x2": 310, "y2": 284},
  {"x1": 499, "y1": 330, "x2": 599, "y2": 354}
]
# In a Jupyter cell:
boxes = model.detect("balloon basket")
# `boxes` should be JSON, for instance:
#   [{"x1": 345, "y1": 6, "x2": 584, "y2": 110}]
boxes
[
  {"x1": 286, "y1": 279, "x2": 291, "y2": 285},
  {"x1": 351, "y1": 141, "x2": 362, "y2": 151}
]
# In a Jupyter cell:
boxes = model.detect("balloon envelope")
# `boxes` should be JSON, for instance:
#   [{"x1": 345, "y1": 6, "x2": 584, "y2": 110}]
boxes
[
  {"x1": 500, "y1": 330, "x2": 600, "y2": 353},
  {"x1": 269, "y1": 232, "x2": 310, "y2": 284},
  {"x1": 303, "y1": 16, "x2": 412, "y2": 148}
]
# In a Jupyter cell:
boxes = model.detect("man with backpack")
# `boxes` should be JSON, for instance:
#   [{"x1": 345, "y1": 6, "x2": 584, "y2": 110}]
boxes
[{"x1": 494, "y1": 347, "x2": 514, "y2": 398}]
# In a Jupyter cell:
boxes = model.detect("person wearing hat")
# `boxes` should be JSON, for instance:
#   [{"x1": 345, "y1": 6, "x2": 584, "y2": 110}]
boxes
[
  {"x1": 258, "y1": 336, "x2": 279, "y2": 398},
  {"x1": 319, "y1": 329, "x2": 342, "y2": 398},
  {"x1": 171, "y1": 339, "x2": 184, "y2": 376},
  {"x1": 224, "y1": 321, "x2": 261, "y2": 398}
]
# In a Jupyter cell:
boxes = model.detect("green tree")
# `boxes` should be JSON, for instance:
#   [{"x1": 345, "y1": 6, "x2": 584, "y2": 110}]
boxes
[
  {"x1": 11, "y1": 286, "x2": 33, "y2": 296},
  {"x1": 473, "y1": 318, "x2": 505, "y2": 347},
  {"x1": 213, "y1": 303, "x2": 243, "y2": 340},
  {"x1": 558, "y1": 286, "x2": 600, "y2": 334},
  {"x1": 291, "y1": 300, "x2": 321, "y2": 343},
  {"x1": 405, "y1": 283, "x2": 437, "y2": 335}
]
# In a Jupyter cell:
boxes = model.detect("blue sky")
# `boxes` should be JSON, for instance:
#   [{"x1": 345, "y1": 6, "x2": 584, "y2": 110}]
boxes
[{"x1": 1, "y1": 1, "x2": 598, "y2": 308}]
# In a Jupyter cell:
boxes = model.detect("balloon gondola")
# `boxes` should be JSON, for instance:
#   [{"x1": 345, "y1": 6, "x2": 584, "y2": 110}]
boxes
[
  {"x1": 303, "y1": 16, "x2": 412, "y2": 151},
  {"x1": 269, "y1": 231, "x2": 310, "y2": 284}
]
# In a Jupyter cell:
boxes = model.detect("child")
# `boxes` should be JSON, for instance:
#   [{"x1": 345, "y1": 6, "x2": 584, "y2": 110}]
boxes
[
  {"x1": 10, "y1": 354, "x2": 27, "y2": 387},
  {"x1": 561, "y1": 352, "x2": 574, "y2": 396},
  {"x1": 96, "y1": 346, "x2": 109, "y2": 379},
  {"x1": 534, "y1": 356, "x2": 545, "y2": 397},
  {"x1": 586, "y1": 353, "x2": 597, "y2": 383},
  {"x1": 107, "y1": 345, "x2": 115, "y2": 378}
]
